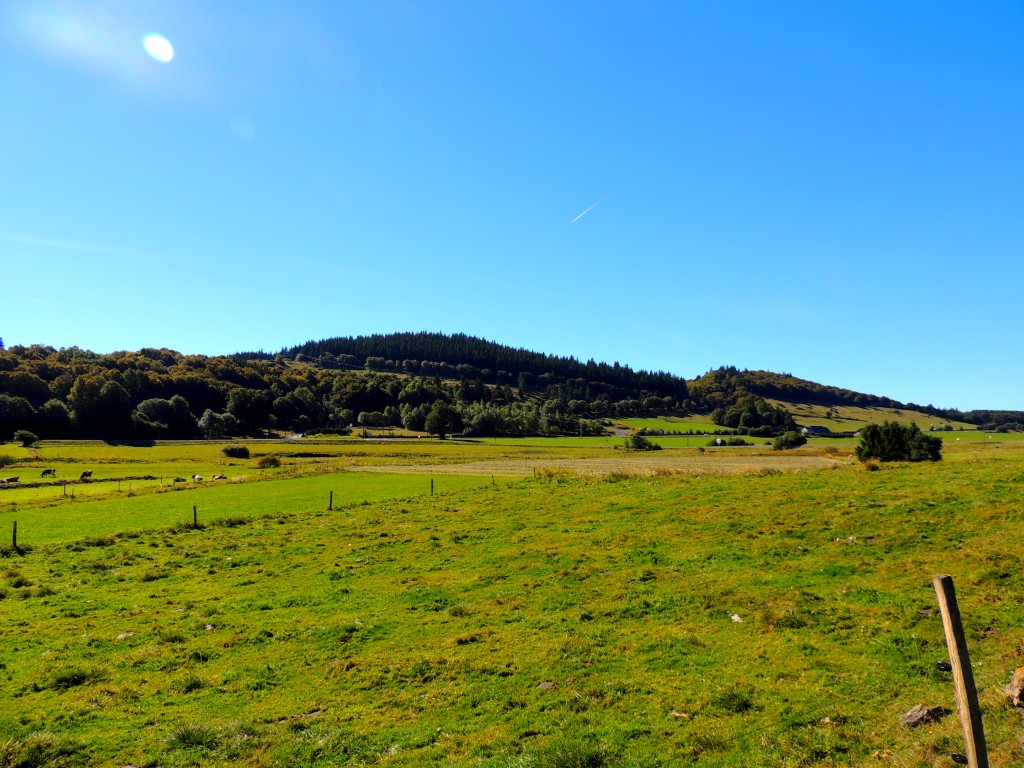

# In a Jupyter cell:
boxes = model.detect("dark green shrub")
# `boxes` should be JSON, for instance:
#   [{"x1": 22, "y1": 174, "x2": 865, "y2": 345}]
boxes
[
  {"x1": 222, "y1": 445, "x2": 250, "y2": 459},
  {"x1": 256, "y1": 455, "x2": 281, "y2": 469},
  {"x1": 0, "y1": 454, "x2": 15, "y2": 468},
  {"x1": 773, "y1": 431, "x2": 807, "y2": 451},
  {"x1": 856, "y1": 421, "x2": 942, "y2": 462},
  {"x1": 13, "y1": 430, "x2": 38, "y2": 447},
  {"x1": 624, "y1": 434, "x2": 661, "y2": 451}
]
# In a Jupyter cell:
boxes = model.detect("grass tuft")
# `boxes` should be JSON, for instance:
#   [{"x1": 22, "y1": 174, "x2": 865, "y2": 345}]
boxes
[
  {"x1": 157, "y1": 629, "x2": 187, "y2": 644},
  {"x1": 710, "y1": 685, "x2": 756, "y2": 714},
  {"x1": 166, "y1": 722, "x2": 220, "y2": 751},
  {"x1": 49, "y1": 666, "x2": 108, "y2": 691},
  {"x1": 0, "y1": 731, "x2": 85, "y2": 767},
  {"x1": 175, "y1": 674, "x2": 208, "y2": 693},
  {"x1": 534, "y1": 738, "x2": 610, "y2": 768}
]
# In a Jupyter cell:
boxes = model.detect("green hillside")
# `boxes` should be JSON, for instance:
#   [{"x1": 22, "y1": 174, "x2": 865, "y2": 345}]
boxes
[{"x1": 0, "y1": 334, "x2": 1020, "y2": 444}]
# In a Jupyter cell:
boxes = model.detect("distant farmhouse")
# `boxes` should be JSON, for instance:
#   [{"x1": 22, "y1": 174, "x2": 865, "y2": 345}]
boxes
[{"x1": 800, "y1": 425, "x2": 832, "y2": 437}]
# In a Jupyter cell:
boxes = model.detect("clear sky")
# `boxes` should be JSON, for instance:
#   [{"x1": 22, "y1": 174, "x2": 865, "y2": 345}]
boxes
[{"x1": 2, "y1": 1, "x2": 1021, "y2": 411}]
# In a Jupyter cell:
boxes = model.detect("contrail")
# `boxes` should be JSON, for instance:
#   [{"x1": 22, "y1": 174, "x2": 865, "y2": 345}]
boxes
[
  {"x1": 0, "y1": 231, "x2": 181, "y2": 265},
  {"x1": 570, "y1": 200, "x2": 601, "y2": 224}
]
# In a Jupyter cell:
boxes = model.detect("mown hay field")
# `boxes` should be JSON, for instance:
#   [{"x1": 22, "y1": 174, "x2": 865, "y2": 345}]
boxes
[{"x1": 0, "y1": 439, "x2": 1023, "y2": 766}]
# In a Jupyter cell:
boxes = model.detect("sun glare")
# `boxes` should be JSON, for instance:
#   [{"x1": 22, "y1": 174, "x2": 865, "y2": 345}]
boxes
[{"x1": 142, "y1": 33, "x2": 174, "y2": 63}]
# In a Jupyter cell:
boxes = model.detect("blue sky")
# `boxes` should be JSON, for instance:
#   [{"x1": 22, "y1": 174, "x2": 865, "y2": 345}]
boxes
[{"x1": 2, "y1": 1, "x2": 1021, "y2": 410}]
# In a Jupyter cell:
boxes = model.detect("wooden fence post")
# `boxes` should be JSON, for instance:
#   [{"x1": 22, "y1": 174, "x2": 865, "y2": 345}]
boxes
[
  {"x1": 12, "y1": 521, "x2": 16, "y2": 550},
  {"x1": 933, "y1": 574, "x2": 989, "y2": 768},
  {"x1": 329, "y1": 491, "x2": 333, "y2": 511},
  {"x1": 193, "y1": 506, "x2": 197, "y2": 528},
  {"x1": 430, "y1": 478, "x2": 434, "y2": 495}
]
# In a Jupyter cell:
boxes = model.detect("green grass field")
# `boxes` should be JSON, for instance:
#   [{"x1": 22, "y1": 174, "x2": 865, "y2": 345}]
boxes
[
  {"x1": 1, "y1": 439, "x2": 1023, "y2": 766},
  {"x1": 616, "y1": 416, "x2": 723, "y2": 434}
]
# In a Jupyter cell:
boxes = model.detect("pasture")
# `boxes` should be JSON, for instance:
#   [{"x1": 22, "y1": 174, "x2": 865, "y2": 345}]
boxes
[
  {"x1": 1, "y1": 438, "x2": 1023, "y2": 766},
  {"x1": 616, "y1": 417, "x2": 724, "y2": 434},
  {"x1": 770, "y1": 403, "x2": 975, "y2": 433}
]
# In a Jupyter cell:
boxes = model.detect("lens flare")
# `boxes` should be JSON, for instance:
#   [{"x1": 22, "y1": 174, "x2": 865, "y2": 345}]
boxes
[{"x1": 142, "y1": 33, "x2": 174, "y2": 63}]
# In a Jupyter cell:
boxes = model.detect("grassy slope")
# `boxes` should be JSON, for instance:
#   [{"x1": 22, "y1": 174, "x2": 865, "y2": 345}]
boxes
[
  {"x1": 1, "y1": 444, "x2": 1023, "y2": 766},
  {"x1": 771, "y1": 402, "x2": 976, "y2": 432}
]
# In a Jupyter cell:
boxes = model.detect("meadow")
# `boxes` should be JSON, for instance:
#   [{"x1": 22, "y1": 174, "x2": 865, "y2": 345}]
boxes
[
  {"x1": 765, "y1": 404, "x2": 975, "y2": 433},
  {"x1": 1, "y1": 437, "x2": 1023, "y2": 766}
]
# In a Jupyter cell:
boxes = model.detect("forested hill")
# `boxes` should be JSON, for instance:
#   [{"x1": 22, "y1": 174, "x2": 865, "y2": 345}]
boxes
[
  {"x1": 274, "y1": 332, "x2": 689, "y2": 401},
  {"x1": 0, "y1": 334, "x2": 1020, "y2": 441},
  {"x1": 690, "y1": 367, "x2": 1024, "y2": 431},
  {"x1": 692, "y1": 367, "x2": 930, "y2": 412}
]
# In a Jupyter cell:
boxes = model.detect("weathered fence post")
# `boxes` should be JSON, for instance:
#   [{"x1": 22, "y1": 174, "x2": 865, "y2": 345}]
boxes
[
  {"x1": 329, "y1": 491, "x2": 333, "y2": 511},
  {"x1": 933, "y1": 574, "x2": 989, "y2": 768},
  {"x1": 11, "y1": 521, "x2": 16, "y2": 549},
  {"x1": 193, "y1": 505, "x2": 197, "y2": 528},
  {"x1": 430, "y1": 478, "x2": 434, "y2": 495}
]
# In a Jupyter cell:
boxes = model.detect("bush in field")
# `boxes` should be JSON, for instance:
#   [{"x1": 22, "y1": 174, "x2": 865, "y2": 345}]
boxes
[
  {"x1": 13, "y1": 430, "x2": 38, "y2": 447},
  {"x1": 624, "y1": 434, "x2": 661, "y2": 451},
  {"x1": 856, "y1": 421, "x2": 942, "y2": 462},
  {"x1": 222, "y1": 445, "x2": 250, "y2": 459},
  {"x1": 0, "y1": 454, "x2": 15, "y2": 469},
  {"x1": 256, "y1": 455, "x2": 281, "y2": 469},
  {"x1": 772, "y1": 431, "x2": 807, "y2": 451}
]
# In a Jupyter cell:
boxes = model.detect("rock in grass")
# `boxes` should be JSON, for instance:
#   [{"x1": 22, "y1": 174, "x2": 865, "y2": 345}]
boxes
[
  {"x1": 899, "y1": 704, "x2": 947, "y2": 727},
  {"x1": 537, "y1": 680, "x2": 558, "y2": 691},
  {"x1": 1005, "y1": 668, "x2": 1024, "y2": 707}
]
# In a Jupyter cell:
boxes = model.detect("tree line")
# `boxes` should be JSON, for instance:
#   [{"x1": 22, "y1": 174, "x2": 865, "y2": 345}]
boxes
[
  {"x1": 1, "y1": 335, "x2": 1019, "y2": 442},
  {"x1": 0, "y1": 339, "x2": 685, "y2": 441}
]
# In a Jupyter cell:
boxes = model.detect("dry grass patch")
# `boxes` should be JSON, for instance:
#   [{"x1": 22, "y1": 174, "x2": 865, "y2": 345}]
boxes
[{"x1": 353, "y1": 453, "x2": 836, "y2": 477}]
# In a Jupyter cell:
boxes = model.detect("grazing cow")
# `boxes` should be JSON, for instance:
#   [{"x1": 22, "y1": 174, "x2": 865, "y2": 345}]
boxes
[
  {"x1": 1, "y1": 477, "x2": 19, "y2": 484},
  {"x1": 212, "y1": 474, "x2": 227, "y2": 480},
  {"x1": 173, "y1": 477, "x2": 187, "y2": 483},
  {"x1": 192, "y1": 474, "x2": 203, "y2": 482},
  {"x1": 41, "y1": 468, "x2": 56, "y2": 477},
  {"x1": 80, "y1": 470, "x2": 93, "y2": 480}
]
